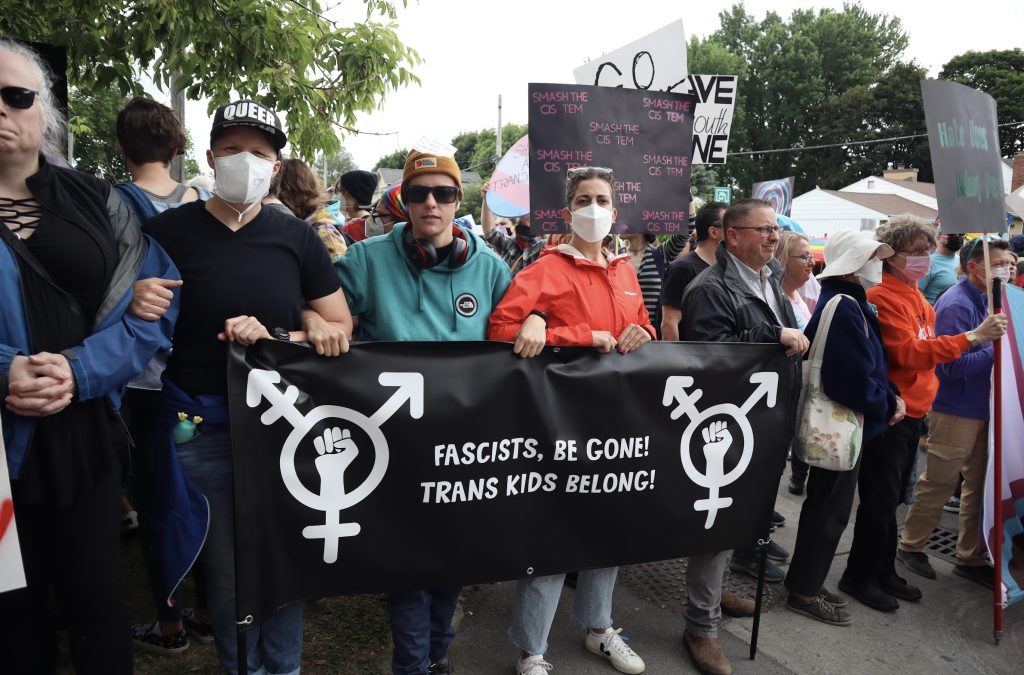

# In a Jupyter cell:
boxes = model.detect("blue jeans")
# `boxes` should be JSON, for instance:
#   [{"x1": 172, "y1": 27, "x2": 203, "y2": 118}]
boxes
[
  {"x1": 176, "y1": 427, "x2": 303, "y2": 675},
  {"x1": 509, "y1": 568, "x2": 617, "y2": 656},
  {"x1": 388, "y1": 588, "x2": 461, "y2": 674}
]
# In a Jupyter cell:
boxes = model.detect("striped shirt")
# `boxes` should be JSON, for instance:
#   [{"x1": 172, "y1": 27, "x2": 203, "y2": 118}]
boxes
[{"x1": 629, "y1": 235, "x2": 689, "y2": 332}]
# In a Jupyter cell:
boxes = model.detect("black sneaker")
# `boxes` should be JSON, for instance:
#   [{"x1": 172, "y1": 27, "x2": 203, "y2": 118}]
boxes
[
  {"x1": 896, "y1": 550, "x2": 937, "y2": 579},
  {"x1": 943, "y1": 495, "x2": 961, "y2": 513},
  {"x1": 788, "y1": 477, "x2": 805, "y2": 495},
  {"x1": 729, "y1": 555, "x2": 785, "y2": 583},
  {"x1": 771, "y1": 511, "x2": 786, "y2": 527},
  {"x1": 182, "y1": 608, "x2": 214, "y2": 644},
  {"x1": 428, "y1": 657, "x2": 453, "y2": 673},
  {"x1": 878, "y1": 574, "x2": 922, "y2": 602},
  {"x1": 955, "y1": 564, "x2": 994, "y2": 589},
  {"x1": 820, "y1": 588, "x2": 848, "y2": 608},
  {"x1": 786, "y1": 593, "x2": 853, "y2": 626},
  {"x1": 765, "y1": 540, "x2": 789, "y2": 562},
  {"x1": 838, "y1": 577, "x2": 898, "y2": 612},
  {"x1": 131, "y1": 622, "x2": 188, "y2": 656}
]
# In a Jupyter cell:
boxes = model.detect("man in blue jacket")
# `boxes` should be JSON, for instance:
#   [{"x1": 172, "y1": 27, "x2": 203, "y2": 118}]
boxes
[
  {"x1": 326, "y1": 149, "x2": 510, "y2": 675},
  {"x1": 897, "y1": 238, "x2": 1014, "y2": 586}
]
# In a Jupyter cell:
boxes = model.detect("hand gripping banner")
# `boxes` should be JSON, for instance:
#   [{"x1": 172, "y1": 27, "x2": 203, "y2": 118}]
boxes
[{"x1": 227, "y1": 341, "x2": 797, "y2": 624}]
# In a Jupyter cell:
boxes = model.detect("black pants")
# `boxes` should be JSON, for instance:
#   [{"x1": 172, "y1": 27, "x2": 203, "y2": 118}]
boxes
[
  {"x1": 843, "y1": 416, "x2": 923, "y2": 586},
  {"x1": 0, "y1": 468, "x2": 131, "y2": 674},
  {"x1": 785, "y1": 457, "x2": 862, "y2": 596}
]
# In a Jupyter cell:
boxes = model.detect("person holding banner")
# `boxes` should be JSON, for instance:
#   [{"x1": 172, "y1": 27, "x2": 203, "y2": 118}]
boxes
[
  {"x1": 839, "y1": 216, "x2": 1007, "y2": 613},
  {"x1": 329, "y1": 149, "x2": 510, "y2": 675},
  {"x1": 488, "y1": 166, "x2": 651, "y2": 675},
  {"x1": 896, "y1": 238, "x2": 1015, "y2": 587},
  {"x1": 784, "y1": 230, "x2": 904, "y2": 626},
  {"x1": 679, "y1": 198, "x2": 807, "y2": 675},
  {"x1": 143, "y1": 100, "x2": 353, "y2": 675},
  {"x1": 0, "y1": 39, "x2": 179, "y2": 673}
]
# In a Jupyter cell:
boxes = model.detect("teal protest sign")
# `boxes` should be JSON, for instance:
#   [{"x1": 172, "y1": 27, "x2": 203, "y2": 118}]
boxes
[{"x1": 921, "y1": 80, "x2": 1005, "y2": 234}]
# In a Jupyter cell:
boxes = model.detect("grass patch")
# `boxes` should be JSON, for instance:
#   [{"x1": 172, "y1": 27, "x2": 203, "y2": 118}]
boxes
[{"x1": 58, "y1": 532, "x2": 392, "y2": 674}]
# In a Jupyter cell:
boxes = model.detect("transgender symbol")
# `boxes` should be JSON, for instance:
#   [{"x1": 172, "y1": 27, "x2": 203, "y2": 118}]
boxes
[
  {"x1": 246, "y1": 369, "x2": 423, "y2": 563},
  {"x1": 662, "y1": 373, "x2": 778, "y2": 529}
]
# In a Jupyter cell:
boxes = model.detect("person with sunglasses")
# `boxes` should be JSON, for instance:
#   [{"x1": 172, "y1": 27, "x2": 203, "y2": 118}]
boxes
[
  {"x1": 678, "y1": 198, "x2": 807, "y2": 675},
  {"x1": 0, "y1": 39, "x2": 180, "y2": 673},
  {"x1": 838, "y1": 216, "x2": 1006, "y2": 614},
  {"x1": 487, "y1": 166, "x2": 651, "y2": 675},
  {"x1": 328, "y1": 149, "x2": 510, "y2": 674}
]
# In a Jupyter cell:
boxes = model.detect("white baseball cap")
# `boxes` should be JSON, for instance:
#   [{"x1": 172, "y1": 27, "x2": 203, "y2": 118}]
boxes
[{"x1": 817, "y1": 230, "x2": 894, "y2": 280}]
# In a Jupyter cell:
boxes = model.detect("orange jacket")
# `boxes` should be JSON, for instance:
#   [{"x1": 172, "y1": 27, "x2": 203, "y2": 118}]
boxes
[
  {"x1": 487, "y1": 245, "x2": 655, "y2": 346},
  {"x1": 867, "y1": 272, "x2": 969, "y2": 418}
]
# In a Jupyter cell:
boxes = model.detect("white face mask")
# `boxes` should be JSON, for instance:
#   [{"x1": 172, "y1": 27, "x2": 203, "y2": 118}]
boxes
[
  {"x1": 992, "y1": 267, "x2": 1012, "y2": 282},
  {"x1": 364, "y1": 213, "x2": 388, "y2": 238},
  {"x1": 213, "y1": 152, "x2": 275, "y2": 214},
  {"x1": 570, "y1": 203, "x2": 614, "y2": 243},
  {"x1": 854, "y1": 257, "x2": 883, "y2": 288}
]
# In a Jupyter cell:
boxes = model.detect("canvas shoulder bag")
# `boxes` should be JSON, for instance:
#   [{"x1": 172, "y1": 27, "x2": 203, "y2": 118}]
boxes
[{"x1": 795, "y1": 294, "x2": 867, "y2": 471}]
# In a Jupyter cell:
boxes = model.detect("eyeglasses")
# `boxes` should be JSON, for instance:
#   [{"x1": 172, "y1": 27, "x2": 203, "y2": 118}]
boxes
[
  {"x1": 567, "y1": 166, "x2": 614, "y2": 179},
  {"x1": 0, "y1": 86, "x2": 39, "y2": 110},
  {"x1": 404, "y1": 185, "x2": 460, "y2": 204},
  {"x1": 791, "y1": 253, "x2": 814, "y2": 264},
  {"x1": 731, "y1": 225, "x2": 780, "y2": 237}
]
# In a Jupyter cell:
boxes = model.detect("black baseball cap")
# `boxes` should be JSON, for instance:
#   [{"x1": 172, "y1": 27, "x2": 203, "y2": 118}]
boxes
[{"x1": 210, "y1": 100, "x2": 287, "y2": 150}]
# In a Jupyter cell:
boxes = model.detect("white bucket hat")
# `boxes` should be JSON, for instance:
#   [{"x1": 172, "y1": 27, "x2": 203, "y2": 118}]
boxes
[{"x1": 817, "y1": 230, "x2": 894, "y2": 280}]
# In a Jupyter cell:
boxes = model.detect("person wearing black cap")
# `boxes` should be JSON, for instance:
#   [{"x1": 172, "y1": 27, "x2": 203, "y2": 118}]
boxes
[
  {"x1": 335, "y1": 169, "x2": 379, "y2": 222},
  {"x1": 143, "y1": 99, "x2": 353, "y2": 675}
]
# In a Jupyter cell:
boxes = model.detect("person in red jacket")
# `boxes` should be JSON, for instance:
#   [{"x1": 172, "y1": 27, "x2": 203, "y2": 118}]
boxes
[
  {"x1": 487, "y1": 167, "x2": 650, "y2": 675},
  {"x1": 839, "y1": 215, "x2": 1006, "y2": 614}
]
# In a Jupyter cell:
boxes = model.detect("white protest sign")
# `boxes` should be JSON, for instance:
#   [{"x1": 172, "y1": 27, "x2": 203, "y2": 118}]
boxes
[
  {"x1": 573, "y1": 20, "x2": 687, "y2": 93},
  {"x1": 670, "y1": 75, "x2": 737, "y2": 164},
  {"x1": 411, "y1": 136, "x2": 458, "y2": 158},
  {"x1": 0, "y1": 419, "x2": 27, "y2": 594},
  {"x1": 573, "y1": 21, "x2": 737, "y2": 164}
]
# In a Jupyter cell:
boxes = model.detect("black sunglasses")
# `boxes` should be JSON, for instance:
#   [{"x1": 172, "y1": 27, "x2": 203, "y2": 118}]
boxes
[
  {"x1": 404, "y1": 185, "x2": 460, "y2": 204},
  {"x1": 1, "y1": 87, "x2": 39, "y2": 110}
]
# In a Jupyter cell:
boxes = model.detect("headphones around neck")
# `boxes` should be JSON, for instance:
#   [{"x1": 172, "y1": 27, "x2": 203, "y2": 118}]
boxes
[{"x1": 402, "y1": 223, "x2": 469, "y2": 269}]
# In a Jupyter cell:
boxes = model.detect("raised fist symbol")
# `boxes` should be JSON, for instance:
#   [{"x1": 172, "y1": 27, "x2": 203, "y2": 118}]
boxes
[
  {"x1": 313, "y1": 427, "x2": 359, "y2": 496},
  {"x1": 701, "y1": 420, "x2": 732, "y2": 480}
]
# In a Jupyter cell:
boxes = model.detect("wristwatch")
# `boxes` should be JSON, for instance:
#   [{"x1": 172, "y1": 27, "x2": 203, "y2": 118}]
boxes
[
  {"x1": 272, "y1": 327, "x2": 291, "y2": 342},
  {"x1": 965, "y1": 330, "x2": 978, "y2": 347}
]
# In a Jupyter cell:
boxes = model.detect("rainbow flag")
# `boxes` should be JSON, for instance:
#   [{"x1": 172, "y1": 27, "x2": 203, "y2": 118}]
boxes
[
  {"x1": 809, "y1": 237, "x2": 827, "y2": 263},
  {"x1": 983, "y1": 283, "x2": 1024, "y2": 607}
]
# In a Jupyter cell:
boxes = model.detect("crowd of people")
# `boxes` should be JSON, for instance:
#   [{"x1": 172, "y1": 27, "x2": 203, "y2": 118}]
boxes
[{"x1": 1, "y1": 39, "x2": 1021, "y2": 675}]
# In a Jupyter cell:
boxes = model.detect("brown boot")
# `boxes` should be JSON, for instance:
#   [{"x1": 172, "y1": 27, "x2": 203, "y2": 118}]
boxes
[
  {"x1": 720, "y1": 591, "x2": 755, "y2": 618},
  {"x1": 683, "y1": 632, "x2": 732, "y2": 675}
]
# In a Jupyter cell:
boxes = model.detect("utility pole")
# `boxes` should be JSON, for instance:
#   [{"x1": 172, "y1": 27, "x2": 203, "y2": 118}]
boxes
[
  {"x1": 496, "y1": 95, "x2": 502, "y2": 162},
  {"x1": 169, "y1": 71, "x2": 186, "y2": 182}
]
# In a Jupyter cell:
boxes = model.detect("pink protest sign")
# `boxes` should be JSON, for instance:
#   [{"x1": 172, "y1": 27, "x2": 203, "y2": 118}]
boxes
[{"x1": 486, "y1": 135, "x2": 530, "y2": 217}]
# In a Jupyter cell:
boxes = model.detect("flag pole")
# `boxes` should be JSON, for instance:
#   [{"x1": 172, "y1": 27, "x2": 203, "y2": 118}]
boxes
[{"x1": 992, "y1": 271, "x2": 1004, "y2": 645}]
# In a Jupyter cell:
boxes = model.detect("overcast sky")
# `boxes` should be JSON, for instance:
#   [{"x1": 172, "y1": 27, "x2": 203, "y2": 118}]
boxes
[{"x1": 176, "y1": 0, "x2": 1023, "y2": 173}]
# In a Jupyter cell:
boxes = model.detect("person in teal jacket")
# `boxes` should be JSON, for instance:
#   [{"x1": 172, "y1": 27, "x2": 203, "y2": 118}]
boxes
[{"x1": 325, "y1": 149, "x2": 509, "y2": 675}]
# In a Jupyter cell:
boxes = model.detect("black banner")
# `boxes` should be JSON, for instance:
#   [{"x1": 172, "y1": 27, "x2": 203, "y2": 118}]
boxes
[
  {"x1": 228, "y1": 341, "x2": 795, "y2": 624},
  {"x1": 528, "y1": 83, "x2": 697, "y2": 236}
]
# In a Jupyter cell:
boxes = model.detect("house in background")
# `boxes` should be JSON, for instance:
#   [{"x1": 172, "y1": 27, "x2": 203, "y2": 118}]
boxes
[{"x1": 791, "y1": 158, "x2": 1024, "y2": 237}]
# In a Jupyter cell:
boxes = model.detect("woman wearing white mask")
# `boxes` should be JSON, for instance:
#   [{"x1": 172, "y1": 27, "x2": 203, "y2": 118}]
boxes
[
  {"x1": 835, "y1": 216, "x2": 1005, "y2": 615},
  {"x1": 143, "y1": 100, "x2": 353, "y2": 675},
  {"x1": 487, "y1": 166, "x2": 651, "y2": 675}
]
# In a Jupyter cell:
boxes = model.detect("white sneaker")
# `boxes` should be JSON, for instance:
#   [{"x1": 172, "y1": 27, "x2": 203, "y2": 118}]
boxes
[
  {"x1": 515, "y1": 654, "x2": 553, "y2": 675},
  {"x1": 585, "y1": 627, "x2": 646, "y2": 674}
]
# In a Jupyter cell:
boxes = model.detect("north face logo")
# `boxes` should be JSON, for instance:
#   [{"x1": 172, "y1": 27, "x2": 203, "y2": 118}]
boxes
[{"x1": 455, "y1": 293, "x2": 478, "y2": 317}]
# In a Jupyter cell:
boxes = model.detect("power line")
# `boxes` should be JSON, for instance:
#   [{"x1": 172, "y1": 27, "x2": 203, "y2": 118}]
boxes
[{"x1": 727, "y1": 120, "x2": 1024, "y2": 157}]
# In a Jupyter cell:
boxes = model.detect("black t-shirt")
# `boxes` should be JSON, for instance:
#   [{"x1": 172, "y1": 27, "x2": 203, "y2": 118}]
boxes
[
  {"x1": 661, "y1": 251, "x2": 711, "y2": 309},
  {"x1": 144, "y1": 201, "x2": 340, "y2": 395}
]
